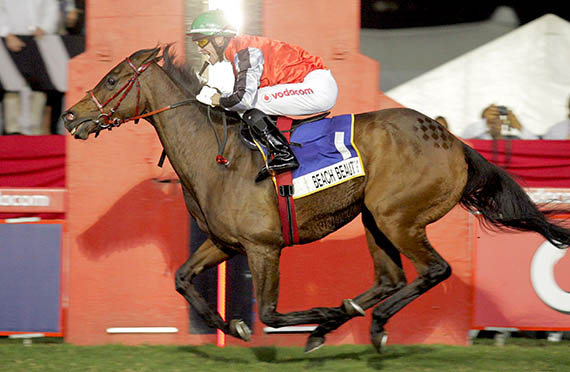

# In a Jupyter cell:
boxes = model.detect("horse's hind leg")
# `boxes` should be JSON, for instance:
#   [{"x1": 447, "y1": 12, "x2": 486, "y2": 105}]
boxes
[
  {"x1": 369, "y1": 227, "x2": 451, "y2": 352},
  {"x1": 305, "y1": 207, "x2": 407, "y2": 352},
  {"x1": 175, "y1": 238, "x2": 251, "y2": 341}
]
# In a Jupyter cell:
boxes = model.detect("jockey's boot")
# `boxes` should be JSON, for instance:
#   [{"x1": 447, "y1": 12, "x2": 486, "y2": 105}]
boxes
[{"x1": 243, "y1": 109, "x2": 299, "y2": 182}]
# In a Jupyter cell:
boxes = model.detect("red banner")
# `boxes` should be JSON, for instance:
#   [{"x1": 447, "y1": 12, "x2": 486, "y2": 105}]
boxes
[
  {"x1": 469, "y1": 139, "x2": 570, "y2": 188},
  {"x1": 0, "y1": 135, "x2": 65, "y2": 219},
  {"x1": 0, "y1": 135, "x2": 65, "y2": 188}
]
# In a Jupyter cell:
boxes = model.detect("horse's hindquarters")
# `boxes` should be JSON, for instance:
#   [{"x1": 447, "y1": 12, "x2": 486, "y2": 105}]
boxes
[{"x1": 354, "y1": 108, "x2": 468, "y2": 226}]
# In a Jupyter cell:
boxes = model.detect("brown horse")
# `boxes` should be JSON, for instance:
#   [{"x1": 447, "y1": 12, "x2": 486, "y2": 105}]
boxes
[{"x1": 62, "y1": 46, "x2": 570, "y2": 353}]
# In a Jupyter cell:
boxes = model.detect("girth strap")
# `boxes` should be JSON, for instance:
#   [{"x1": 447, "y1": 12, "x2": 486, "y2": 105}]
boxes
[{"x1": 274, "y1": 116, "x2": 300, "y2": 246}]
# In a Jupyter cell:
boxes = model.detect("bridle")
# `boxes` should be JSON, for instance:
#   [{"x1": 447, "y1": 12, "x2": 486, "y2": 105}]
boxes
[
  {"x1": 87, "y1": 57, "x2": 194, "y2": 135},
  {"x1": 87, "y1": 55, "x2": 229, "y2": 165}
]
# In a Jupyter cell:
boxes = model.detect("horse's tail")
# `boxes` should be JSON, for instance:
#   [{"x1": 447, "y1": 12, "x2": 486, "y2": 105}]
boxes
[{"x1": 459, "y1": 143, "x2": 570, "y2": 249}]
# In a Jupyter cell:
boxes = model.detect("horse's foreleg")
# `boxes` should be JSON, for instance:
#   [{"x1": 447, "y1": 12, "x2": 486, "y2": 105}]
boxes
[
  {"x1": 246, "y1": 245, "x2": 347, "y2": 329},
  {"x1": 305, "y1": 208, "x2": 407, "y2": 352},
  {"x1": 175, "y1": 238, "x2": 251, "y2": 341}
]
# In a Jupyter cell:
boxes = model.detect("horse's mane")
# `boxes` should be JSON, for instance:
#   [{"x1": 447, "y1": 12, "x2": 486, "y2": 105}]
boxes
[
  {"x1": 160, "y1": 44, "x2": 204, "y2": 98},
  {"x1": 156, "y1": 44, "x2": 241, "y2": 124}
]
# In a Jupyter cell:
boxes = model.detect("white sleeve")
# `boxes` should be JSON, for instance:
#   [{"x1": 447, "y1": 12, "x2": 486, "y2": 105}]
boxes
[
  {"x1": 461, "y1": 118, "x2": 489, "y2": 139},
  {"x1": 219, "y1": 47, "x2": 264, "y2": 111},
  {"x1": 543, "y1": 121, "x2": 570, "y2": 140},
  {"x1": 518, "y1": 127, "x2": 539, "y2": 140},
  {"x1": 38, "y1": 0, "x2": 61, "y2": 34},
  {"x1": 0, "y1": 0, "x2": 11, "y2": 37}
]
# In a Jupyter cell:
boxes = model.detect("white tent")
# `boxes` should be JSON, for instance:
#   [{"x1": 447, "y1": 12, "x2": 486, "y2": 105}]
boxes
[
  {"x1": 361, "y1": 7, "x2": 520, "y2": 92},
  {"x1": 385, "y1": 14, "x2": 570, "y2": 136}
]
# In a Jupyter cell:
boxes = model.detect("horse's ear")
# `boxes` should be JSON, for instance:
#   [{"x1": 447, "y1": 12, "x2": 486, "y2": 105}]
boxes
[
  {"x1": 147, "y1": 47, "x2": 162, "y2": 64},
  {"x1": 134, "y1": 47, "x2": 162, "y2": 65},
  {"x1": 158, "y1": 43, "x2": 176, "y2": 64},
  {"x1": 131, "y1": 47, "x2": 162, "y2": 65}
]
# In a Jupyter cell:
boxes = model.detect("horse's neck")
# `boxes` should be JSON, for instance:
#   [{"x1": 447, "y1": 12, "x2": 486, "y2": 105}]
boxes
[
  {"x1": 142, "y1": 68, "x2": 242, "y2": 213},
  {"x1": 144, "y1": 71, "x2": 214, "y2": 170}
]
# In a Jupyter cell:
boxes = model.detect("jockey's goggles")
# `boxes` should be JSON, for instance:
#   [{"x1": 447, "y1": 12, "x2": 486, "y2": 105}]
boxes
[{"x1": 196, "y1": 38, "x2": 210, "y2": 48}]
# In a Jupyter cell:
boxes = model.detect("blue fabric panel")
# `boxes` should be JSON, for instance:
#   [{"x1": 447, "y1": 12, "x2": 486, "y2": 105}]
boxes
[
  {"x1": 0, "y1": 223, "x2": 61, "y2": 333},
  {"x1": 290, "y1": 114, "x2": 356, "y2": 177}
]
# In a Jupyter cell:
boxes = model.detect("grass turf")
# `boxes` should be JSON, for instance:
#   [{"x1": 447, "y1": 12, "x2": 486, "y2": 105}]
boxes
[{"x1": 1, "y1": 337, "x2": 568, "y2": 371}]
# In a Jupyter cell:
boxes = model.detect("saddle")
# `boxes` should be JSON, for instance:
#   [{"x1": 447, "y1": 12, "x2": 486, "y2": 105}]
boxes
[{"x1": 239, "y1": 111, "x2": 331, "y2": 150}]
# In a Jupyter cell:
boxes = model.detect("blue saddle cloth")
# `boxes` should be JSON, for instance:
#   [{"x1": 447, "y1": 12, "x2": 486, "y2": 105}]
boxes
[{"x1": 287, "y1": 114, "x2": 365, "y2": 198}]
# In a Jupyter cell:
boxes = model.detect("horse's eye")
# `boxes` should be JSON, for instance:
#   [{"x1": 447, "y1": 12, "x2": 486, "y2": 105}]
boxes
[{"x1": 106, "y1": 77, "x2": 117, "y2": 89}]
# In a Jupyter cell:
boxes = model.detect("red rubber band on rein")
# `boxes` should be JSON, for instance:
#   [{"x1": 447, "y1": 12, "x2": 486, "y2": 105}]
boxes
[{"x1": 216, "y1": 155, "x2": 228, "y2": 165}]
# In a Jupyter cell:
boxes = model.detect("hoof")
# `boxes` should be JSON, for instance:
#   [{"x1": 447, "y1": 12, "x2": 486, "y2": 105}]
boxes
[
  {"x1": 371, "y1": 330, "x2": 388, "y2": 353},
  {"x1": 230, "y1": 319, "x2": 251, "y2": 341},
  {"x1": 342, "y1": 299, "x2": 365, "y2": 316},
  {"x1": 305, "y1": 335, "x2": 325, "y2": 353}
]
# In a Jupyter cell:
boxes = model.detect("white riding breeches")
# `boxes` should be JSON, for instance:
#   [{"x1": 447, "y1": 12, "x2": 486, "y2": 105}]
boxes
[{"x1": 251, "y1": 69, "x2": 338, "y2": 116}]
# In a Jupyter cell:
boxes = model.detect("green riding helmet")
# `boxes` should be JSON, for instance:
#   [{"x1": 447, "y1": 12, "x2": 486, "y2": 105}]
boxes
[{"x1": 188, "y1": 9, "x2": 238, "y2": 41}]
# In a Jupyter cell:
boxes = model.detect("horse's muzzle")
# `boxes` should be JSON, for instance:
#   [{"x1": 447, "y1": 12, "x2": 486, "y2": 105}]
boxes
[{"x1": 61, "y1": 110, "x2": 96, "y2": 139}]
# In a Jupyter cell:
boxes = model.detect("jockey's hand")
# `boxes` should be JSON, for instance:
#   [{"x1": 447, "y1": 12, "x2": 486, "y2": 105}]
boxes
[
  {"x1": 196, "y1": 86, "x2": 218, "y2": 106},
  {"x1": 211, "y1": 93, "x2": 221, "y2": 106}
]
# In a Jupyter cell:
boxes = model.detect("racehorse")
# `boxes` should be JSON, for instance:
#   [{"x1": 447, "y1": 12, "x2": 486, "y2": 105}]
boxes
[{"x1": 62, "y1": 46, "x2": 570, "y2": 353}]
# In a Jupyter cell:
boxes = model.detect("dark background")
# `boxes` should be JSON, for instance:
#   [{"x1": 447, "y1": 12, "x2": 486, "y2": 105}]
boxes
[{"x1": 361, "y1": 0, "x2": 570, "y2": 28}]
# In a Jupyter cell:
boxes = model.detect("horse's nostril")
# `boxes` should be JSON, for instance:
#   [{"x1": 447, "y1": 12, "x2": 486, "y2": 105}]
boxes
[{"x1": 64, "y1": 111, "x2": 76, "y2": 122}]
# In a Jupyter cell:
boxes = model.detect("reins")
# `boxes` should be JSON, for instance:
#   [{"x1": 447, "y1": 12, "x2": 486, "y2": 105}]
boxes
[
  {"x1": 207, "y1": 106, "x2": 230, "y2": 165},
  {"x1": 157, "y1": 106, "x2": 230, "y2": 168},
  {"x1": 88, "y1": 56, "x2": 231, "y2": 166}
]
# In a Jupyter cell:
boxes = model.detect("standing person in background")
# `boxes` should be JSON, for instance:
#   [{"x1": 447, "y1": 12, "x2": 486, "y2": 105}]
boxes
[
  {"x1": 543, "y1": 96, "x2": 570, "y2": 140},
  {"x1": 0, "y1": 0, "x2": 60, "y2": 135},
  {"x1": 434, "y1": 115, "x2": 449, "y2": 130},
  {"x1": 60, "y1": 0, "x2": 85, "y2": 36},
  {"x1": 461, "y1": 104, "x2": 538, "y2": 140}
]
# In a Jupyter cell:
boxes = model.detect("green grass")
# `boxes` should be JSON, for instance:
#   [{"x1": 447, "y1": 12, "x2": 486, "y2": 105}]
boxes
[{"x1": 1, "y1": 337, "x2": 569, "y2": 371}]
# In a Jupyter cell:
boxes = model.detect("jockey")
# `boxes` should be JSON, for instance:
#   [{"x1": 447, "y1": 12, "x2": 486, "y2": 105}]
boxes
[{"x1": 188, "y1": 9, "x2": 339, "y2": 182}]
